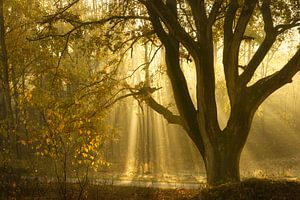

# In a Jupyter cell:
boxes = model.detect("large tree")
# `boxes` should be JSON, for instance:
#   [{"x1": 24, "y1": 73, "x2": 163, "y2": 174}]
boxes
[
  {"x1": 135, "y1": 0, "x2": 300, "y2": 185},
  {"x1": 39, "y1": 0, "x2": 300, "y2": 185}
]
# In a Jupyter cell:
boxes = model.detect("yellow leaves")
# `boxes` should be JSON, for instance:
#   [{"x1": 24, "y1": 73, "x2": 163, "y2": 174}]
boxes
[
  {"x1": 46, "y1": 138, "x2": 51, "y2": 144},
  {"x1": 82, "y1": 153, "x2": 88, "y2": 158},
  {"x1": 83, "y1": 146, "x2": 89, "y2": 153},
  {"x1": 20, "y1": 76, "x2": 114, "y2": 173},
  {"x1": 25, "y1": 91, "x2": 33, "y2": 101},
  {"x1": 36, "y1": 149, "x2": 49, "y2": 157},
  {"x1": 36, "y1": 152, "x2": 44, "y2": 156},
  {"x1": 79, "y1": 120, "x2": 84, "y2": 125},
  {"x1": 75, "y1": 98, "x2": 80, "y2": 105},
  {"x1": 88, "y1": 145, "x2": 94, "y2": 151},
  {"x1": 18, "y1": 140, "x2": 28, "y2": 145},
  {"x1": 1, "y1": 0, "x2": 122, "y2": 179},
  {"x1": 18, "y1": 138, "x2": 34, "y2": 146},
  {"x1": 47, "y1": 110, "x2": 53, "y2": 117},
  {"x1": 58, "y1": 123, "x2": 65, "y2": 131}
]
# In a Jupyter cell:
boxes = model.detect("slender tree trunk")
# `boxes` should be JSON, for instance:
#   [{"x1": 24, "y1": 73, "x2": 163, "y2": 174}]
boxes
[
  {"x1": 12, "y1": 64, "x2": 21, "y2": 158},
  {"x1": 0, "y1": 0, "x2": 13, "y2": 132},
  {"x1": 0, "y1": 51, "x2": 4, "y2": 121},
  {"x1": 0, "y1": 81, "x2": 5, "y2": 119},
  {"x1": 144, "y1": 43, "x2": 151, "y2": 174},
  {"x1": 63, "y1": 149, "x2": 67, "y2": 200},
  {"x1": 0, "y1": 0, "x2": 15, "y2": 158},
  {"x1": 0, "y1": 80, "x2": 5, "y2": 150}
]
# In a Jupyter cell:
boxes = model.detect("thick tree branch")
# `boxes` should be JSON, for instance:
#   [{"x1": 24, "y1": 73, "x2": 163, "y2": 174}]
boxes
[
  {"x1": 223, "y1": 0, "x2": 239, "y2": 104},
  {"x1": 146, "y1": 96, "x2": 183, "y2": 126},
  {"x1": 275, "y1": 18, "x2": 300, "y2": 34},
  {"x1": 143, "y1": 2, "x2": 197, "y2": 123},
  {"x1": 223, "y1": 0, "x2": 257, "y2": 104},
  {"x1": 147, "y1": 1, "x2": 220, "y2": 142},
  {"x1": 173, "y1": 2, "x2": 219, "y2": 137},
  {"x1": 232, "y1": 0, "x2": 257, "y2": 46},
  {"x1": 249, "y1": 48, "x2": 300, "y2": 107},
  {"x1": 186, "y1": 0, "x2": 207, "y2": 40},
  {"x1": 141, "y1": 3, "x2": 169, "y2": 45},
  {"x1": 260, "y1": 0, "x2": 274, "y2": 33},
  {"x1": 178, "y1": 3, "x2": 196, "y2": 34},
  {"x1": 142, "y1": 0, "x2": 199, "y2": 58},
  {"x1": 240, "y1": 0, "x2": 275, "y2": 86},
  {"x1": 139, "y1": 3, "x2": 199, "y2": 131},
  {"x1": 240, "y1": 33, "x2": 277, "y2": 86},
  {"x1": 139, "y1": 0, "x2": 205, "y2": 155},
  {"x1": 240, "y1": 1, "x2": 298, "y2": 86},
  {"x1": 107, "y1": 85, "x2": 183, "y2": 126},
  {"x1": 208, "y1": 0, "x2": 224, "y2": 26},
  {"x1": 223, "y1": 0, "x2": 238, "y2": 47}
]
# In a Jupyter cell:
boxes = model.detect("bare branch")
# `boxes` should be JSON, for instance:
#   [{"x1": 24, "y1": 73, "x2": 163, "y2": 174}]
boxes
[
  {"x1": 29, "y1": 15, "x2": 150, "y2": 41},
  {"x1": 260, "y1": 0, "x2": 274, "y2": 33},
  {"x1": 124, "y1": 45, "x2": 163, "y2": 80},
  {"x1": 40, "y1": 0, "x2": 80, "y2": 24}
]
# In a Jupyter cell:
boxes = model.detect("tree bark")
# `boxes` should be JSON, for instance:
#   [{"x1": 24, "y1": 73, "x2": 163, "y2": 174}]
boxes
[
  {"x1": 205, "y1": 139, "x2": 243, "y2": 185},
  {"x1": 206, "y1": 149, "x2": 241, "y2": 185}
]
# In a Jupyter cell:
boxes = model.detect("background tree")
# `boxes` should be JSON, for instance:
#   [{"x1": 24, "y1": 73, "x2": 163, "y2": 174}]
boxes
[{"x1": 0, "y1": 1, "x2": 120, "y2": 198}]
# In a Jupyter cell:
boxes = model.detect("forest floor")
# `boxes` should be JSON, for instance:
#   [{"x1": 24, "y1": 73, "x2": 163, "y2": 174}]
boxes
[{"x1": 1, "y1": 178, "x2": 300, "y2": 199}]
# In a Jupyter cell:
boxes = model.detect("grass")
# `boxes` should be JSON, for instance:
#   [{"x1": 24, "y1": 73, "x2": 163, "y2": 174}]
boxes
[
  {"x1": 1, "y1": 176, "x2": 300, "y2": 199},
  {"x1": 194, "y1": 178, "x2": 300, "y2": 200}
]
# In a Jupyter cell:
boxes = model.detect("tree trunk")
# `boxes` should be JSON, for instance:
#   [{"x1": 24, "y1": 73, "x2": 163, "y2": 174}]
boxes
[
  {"x1": 0, "y1": 0, "x2": 13, "y2": 131},
  {"x1": 0, "y1": 83, "x2": 5, "y2": 119},
  {"x1": 205, "y1": 145, "x2": 241, "y2": 185}
]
